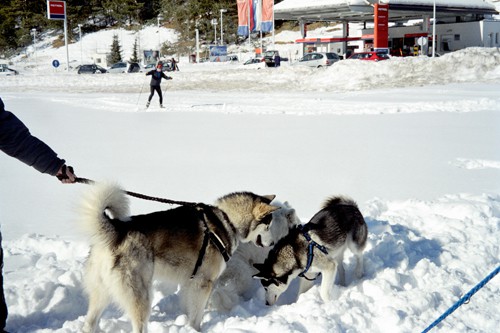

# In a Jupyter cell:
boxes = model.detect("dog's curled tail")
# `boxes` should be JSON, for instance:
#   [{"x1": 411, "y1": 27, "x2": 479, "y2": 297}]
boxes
[
  {"x1": 322, "y1": 195, "x2": 358, "y2": 209},
  {"x1": 79, "y1": 182, "x2": 130, "y2": 245}
]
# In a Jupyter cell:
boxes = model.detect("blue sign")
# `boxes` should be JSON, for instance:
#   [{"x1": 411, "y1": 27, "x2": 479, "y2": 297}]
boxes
[
  {"x1": 52, "y1": 60, "x2": 60, "y2": 68},
  {"x1": 209, "y1": 45, "x2": 228, "y2": 62}
]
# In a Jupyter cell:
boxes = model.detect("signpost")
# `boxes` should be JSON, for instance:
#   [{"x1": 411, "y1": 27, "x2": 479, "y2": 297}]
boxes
[{"x1": 47, "y1": 1, "x2": 69, "y2": 72}]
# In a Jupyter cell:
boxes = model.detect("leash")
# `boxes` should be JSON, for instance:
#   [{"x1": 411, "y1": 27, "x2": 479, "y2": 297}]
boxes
[
  {"x1": 75, "y1": 177, "x2": 198, "y2": 206},
  {"x1": 298, "y1": 224, "x2": 329, "y2": 280},
  {"x1": 421, "y1": 265, "x2": 500, "y2": 333}
]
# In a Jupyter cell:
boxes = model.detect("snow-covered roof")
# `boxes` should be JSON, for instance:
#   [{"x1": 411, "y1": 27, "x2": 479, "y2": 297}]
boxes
[{"x1": 275, "y1": 0, "x2": 498, "y2": 21}]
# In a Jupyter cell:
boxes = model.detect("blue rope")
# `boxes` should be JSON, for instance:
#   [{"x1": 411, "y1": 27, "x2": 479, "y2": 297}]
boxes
[{"x1": 421, "y1": 265, "x2": 500, "y2": 333}]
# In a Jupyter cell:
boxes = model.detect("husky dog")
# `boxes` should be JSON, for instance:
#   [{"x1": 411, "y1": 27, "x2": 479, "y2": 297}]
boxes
[
  {"x1": 79, "y1": 183, "x2": 279, "y2": 333},
  {"x1": 253, "y1": 196, "x2": 367, "y2": 306},
  {"x1": 209, "y1": 200, "x2": 301, "y2": 311}
]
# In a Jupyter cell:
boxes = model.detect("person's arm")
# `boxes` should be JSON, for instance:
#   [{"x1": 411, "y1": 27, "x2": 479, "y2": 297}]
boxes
[
  {"x1": 145, "y1": 70, "x2": 153, "y2": 76},
  {"x1": 0, "y1": 101, "x2": 75, "y2": 182},
  {"x1": 162, "y1": 73, "x2": 172, "y2": 80}
]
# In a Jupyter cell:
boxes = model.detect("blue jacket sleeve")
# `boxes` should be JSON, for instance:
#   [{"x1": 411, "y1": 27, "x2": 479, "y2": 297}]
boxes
[{"x1": 0, "y1": 99, "x2": 65, "y2": 176}]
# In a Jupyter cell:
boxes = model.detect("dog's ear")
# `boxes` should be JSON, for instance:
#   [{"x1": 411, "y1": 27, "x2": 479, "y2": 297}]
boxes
[
  {"x1": 254, "y1": 203, "x2": 280, "y2": 220},
  {"x1": 253, "y1": 263, "x2": 268, "y2": 279},
  {"x1": 286, "y1": 208, "x2": 300, "y2": 226},
  {"x1": 263, "y1": 194, "x2": 276, "y2": 201}
]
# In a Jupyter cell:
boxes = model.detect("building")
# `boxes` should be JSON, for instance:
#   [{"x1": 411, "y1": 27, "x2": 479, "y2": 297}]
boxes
[{"x1": 274, "y1": 0, "x2": 500, "y2": 56}]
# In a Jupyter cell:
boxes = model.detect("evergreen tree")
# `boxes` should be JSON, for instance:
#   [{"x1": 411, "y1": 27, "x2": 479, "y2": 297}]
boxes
[
  {"x1": 108, "y1": 34, "x2": 123, "y2": 64},
  {"x1": 130, "y1": 38, "x2": 140, "y2": 63}
]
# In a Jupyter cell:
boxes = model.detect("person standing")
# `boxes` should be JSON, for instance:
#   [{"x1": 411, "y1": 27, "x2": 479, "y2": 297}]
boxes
[
  {"x1": 0, "y1": 97, "x2": 76, "y2": 333},
  {"x1": 145, "y1": 62, "x2": 173, "y2": 108},
  {"x1": 171, "y1": 57, "x2": 179, "y2": 71}
]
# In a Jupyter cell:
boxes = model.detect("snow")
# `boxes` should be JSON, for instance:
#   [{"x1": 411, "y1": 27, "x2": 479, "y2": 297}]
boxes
[{"x1": 0, "y1": 25, "x2": 499, "y2": 333}]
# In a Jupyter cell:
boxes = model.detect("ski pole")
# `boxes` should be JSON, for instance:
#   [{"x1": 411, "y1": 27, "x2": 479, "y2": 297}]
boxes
[{"x1": 137, "y1": 76, "x2": 147, "y2": 106}]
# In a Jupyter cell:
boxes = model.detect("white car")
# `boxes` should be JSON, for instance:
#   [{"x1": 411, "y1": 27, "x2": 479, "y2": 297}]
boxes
[
  {"x1": 107, "y1": 62, "x2": 128, "y2": 73},
  {"x1": 294, "y1": 52, "x2": 341, "y2": 68},
  {"x1": 241, "y1": 58, "x2": 266, "y2": 69}
]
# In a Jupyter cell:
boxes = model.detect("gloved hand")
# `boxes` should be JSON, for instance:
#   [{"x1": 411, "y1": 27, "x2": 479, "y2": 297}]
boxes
[{"x1": 56, "y1": 164, "x2": 76, "y2": 183}]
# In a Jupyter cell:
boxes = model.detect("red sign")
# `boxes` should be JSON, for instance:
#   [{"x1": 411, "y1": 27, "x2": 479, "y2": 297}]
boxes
[
  {"x1": 374, "y1": 3, "x2": 389, "y2": 50},
  {"x1": 47, "y1": 1, "x2": 66, "y2": 20}
]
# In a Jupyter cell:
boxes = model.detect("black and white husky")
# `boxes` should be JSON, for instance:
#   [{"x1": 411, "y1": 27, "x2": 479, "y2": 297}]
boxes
[
  {"x1": 79, "y1": 183, "x2": 280, "y2": 332},
  {"x1": 209, "y1": 200, "x2": 301, "y2": 311},
  {"x1": 253, "y1": 196, "x2": 368, "y2": 305}
]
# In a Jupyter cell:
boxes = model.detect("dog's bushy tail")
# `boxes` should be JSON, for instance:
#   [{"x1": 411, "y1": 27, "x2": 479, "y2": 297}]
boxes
[
  {"x1": 323, "y1": 195, "x2": 368, "y2": 249},
  {"x1": 322, "y1": 195, "x2": 357, "y2": 209},
  {"x1": 79, "y1": 182, "x2": 130, "y2": 246}
]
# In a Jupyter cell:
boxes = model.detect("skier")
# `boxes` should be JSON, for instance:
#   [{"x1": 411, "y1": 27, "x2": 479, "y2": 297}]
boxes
[{"x1": 145, "y1": 62, "x2": 172, "y2": 108}]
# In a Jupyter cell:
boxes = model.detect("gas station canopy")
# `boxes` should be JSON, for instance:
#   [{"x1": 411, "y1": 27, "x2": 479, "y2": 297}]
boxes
[{"x1": 274, "y1": 0, "x2": 499, "y2": 23}]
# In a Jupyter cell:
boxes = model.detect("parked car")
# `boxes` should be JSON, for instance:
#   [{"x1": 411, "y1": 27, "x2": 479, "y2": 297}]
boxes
[
  {"x1": 242, "y1": 58, "x2": 266, "y2": 69},
  {"x1": 127, "y1": 62, "x2": 142, "y2": 73},
  {"x1": 0, "y1": 66, "x2": 19, "y2": 76},
  {"x1": 77, "y1": 64, "x2": 108, "y2": 74},
  {"x1": 263, "y1": 50, "x2": 288, "y2": 67},
  {"x1": 348, "y1": 51, "x2": 390, "y2": 61},
  {"x1": 144, "y1": 61, "x2": 174, "y2": 72},
  {"x1": 108, "y1": 62, "x2": 128, "y2": 73},
  {"x1": 294, "y1": 52, "x2": 341, "y2": 68}
]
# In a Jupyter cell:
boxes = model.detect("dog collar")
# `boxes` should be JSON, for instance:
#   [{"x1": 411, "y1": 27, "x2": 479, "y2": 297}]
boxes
[{"x1": 298, "y1": 225, "x2": 328, "y2": 280}]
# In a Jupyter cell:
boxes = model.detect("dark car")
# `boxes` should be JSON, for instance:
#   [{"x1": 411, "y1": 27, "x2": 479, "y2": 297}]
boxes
[
  {"x1": 263, "y1": 50, "x2": 288, "y2": 67},
  {"x1": 127, "y1": 62, "x2": 142, "y2": 73},
  {"x1": 348, "y1": 51, "x2": 390, "y2": 61},
  {"x1": 77, "y1": 64, "x2": 108, "y2": 74}
]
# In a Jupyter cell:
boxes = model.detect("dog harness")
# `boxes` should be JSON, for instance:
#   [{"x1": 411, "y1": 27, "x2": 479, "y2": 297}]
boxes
[
  {"x1": 191, "y1": 204, "x2": 231, "y2": 278},
  {"x1": 298, "y1": 225, "x2": 329, "y2": 281}
]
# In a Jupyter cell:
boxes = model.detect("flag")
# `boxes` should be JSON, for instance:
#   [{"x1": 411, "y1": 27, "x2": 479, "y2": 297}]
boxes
[
  {"x1": 253, "y1": 0, "x2": 262, "y2": 32},
  {"x1": 237, "y1": 0, "x2": 254, "y2": 36},
  {"x1": 261, "y1": 0, "x2": 274, "y2": 32}
]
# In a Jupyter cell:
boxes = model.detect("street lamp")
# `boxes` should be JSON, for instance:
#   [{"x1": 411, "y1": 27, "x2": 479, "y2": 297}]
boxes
[
  {"x1": 211, "y1": 18, "x2": 218, "y2": 45},
  {"x1": 78, "y1": 24, "x2": 83, "y2": 64},
  {"x1": 157, "y1": 14, "x2": 163, "y2": 56},
  {"x1": 220, "y1": 9, "x2": 227, "y2": 45},
  {"x1": 432, "y1": 0, "x2": 436, "y2": 58},
  {"x1": 31, "y1": 28, "x2": 37, "y2": 69}
]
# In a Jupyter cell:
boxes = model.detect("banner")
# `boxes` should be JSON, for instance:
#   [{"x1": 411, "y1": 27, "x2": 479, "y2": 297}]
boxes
[
  {"x1": 261, "y1": 0, "x2": 273, "y2": 32},
  {"x1": 253, "y1": 0, "x2": 262, "y2": 32},
  {"x1": 237, "y1": 0, "x2": 273, "y2": 35},
  {"x1": 237, "y1": 0, "x2": 253, "y2": 36}
]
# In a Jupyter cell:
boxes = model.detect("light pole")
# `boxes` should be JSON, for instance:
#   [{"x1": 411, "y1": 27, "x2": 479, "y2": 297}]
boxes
[
  {"x1": 157, "y1": 14, "x2": 163, "y2": 56},
  {"x1": 432, "y1": 0, "x2": 436, "y2": 58},
  {"x1": 78, "y1": 24, "x2": 83, "y2": 64},
  {"x1": 220, "y1": 9, "x2": 227, "y2": 45},
  {"x1": 211, "y1": 18, "x2": 218, "y2": 45},
  {"x1": 31, "y1": 28, "x2": 37, "y2": 69}
]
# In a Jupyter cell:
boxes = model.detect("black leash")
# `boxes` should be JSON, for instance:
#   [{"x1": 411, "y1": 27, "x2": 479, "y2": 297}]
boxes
[
  {"x1": 75, "y1": 177, "x2": 198, "y2": 206},
  {"x1": 76, "y1": 177, "x2": 231, "y2": 277}
]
